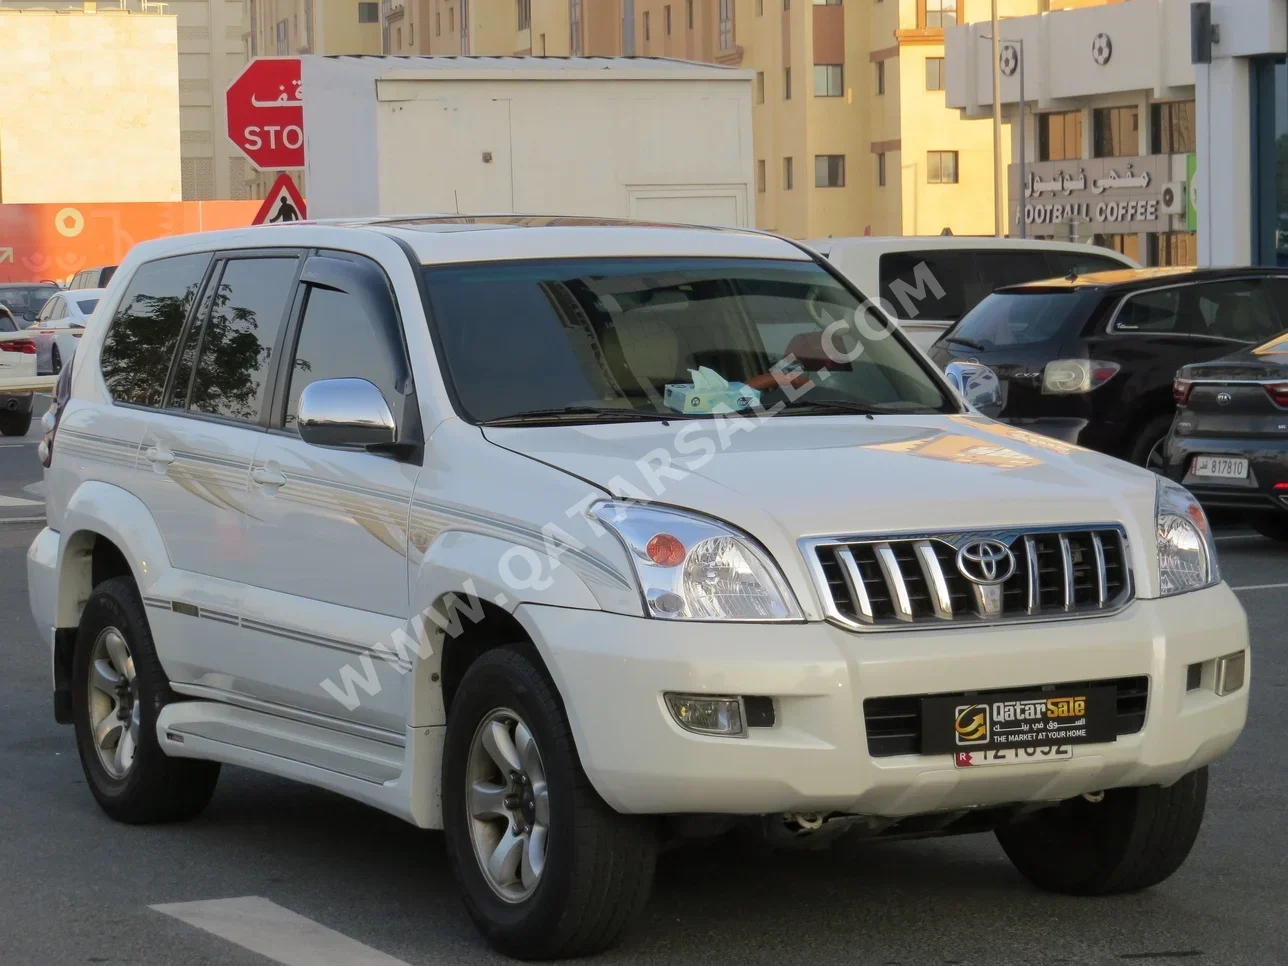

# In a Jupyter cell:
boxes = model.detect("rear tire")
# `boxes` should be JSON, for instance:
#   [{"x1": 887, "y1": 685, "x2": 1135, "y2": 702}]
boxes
[
  {"x1": 1251, "y1": 514, "x2": 1288, "y2": 543},
  {"x1": 996, "y1": 768, "x2": 1207, "y2": 896},
  {"x1": 1127, "y1": 414, "x2": 1175, "y2": 471},
  {"x1": 0, "y1": 410, "x2": 31, "y2": 436},
  {"x1": 72, "y1": 576, "x2": 220, "y2": 823},
  {"x1": 443, "y1": 647, "x2": 657, "y2": 960}
]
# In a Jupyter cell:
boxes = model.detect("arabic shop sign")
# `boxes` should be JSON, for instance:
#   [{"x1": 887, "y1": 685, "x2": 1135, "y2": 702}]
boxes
[{"x1": 1009, "y1": 156, "x2": 1182, "y2": 235}]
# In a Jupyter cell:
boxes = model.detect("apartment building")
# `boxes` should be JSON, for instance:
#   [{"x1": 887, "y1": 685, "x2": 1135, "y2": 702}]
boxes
[{"x1": 0, "y1": 6, "x2": 181, "y2": 203}]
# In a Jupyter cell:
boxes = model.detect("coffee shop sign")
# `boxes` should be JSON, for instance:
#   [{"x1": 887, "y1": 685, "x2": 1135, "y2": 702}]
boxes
[{"x1": 1024, "y1": 163, "x2": 1160, "y2": 226}]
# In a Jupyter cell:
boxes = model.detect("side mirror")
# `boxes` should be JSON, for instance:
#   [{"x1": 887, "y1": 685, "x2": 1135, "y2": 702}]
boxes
[
  {"x1": 944, "y1": 361, "x2": 1004, "y2": 418},
  {"x1": 298, "y1": 378, "x2": 396, "y2": 449}
]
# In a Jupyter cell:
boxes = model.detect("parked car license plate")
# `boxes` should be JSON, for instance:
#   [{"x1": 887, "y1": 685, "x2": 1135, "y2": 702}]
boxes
[
  {"x1": 954, "y1": 745, "x2": 1072, "y2": 768},
  {"x1": 1192, "y1": 455, "x2": 1248, "y2": 479},
  {"x1": 919, "y1": 686, "x2": 1117, "y2": 756}
]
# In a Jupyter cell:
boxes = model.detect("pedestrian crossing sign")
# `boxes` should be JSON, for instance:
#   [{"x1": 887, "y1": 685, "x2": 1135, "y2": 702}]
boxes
[{"x1": 252, "y1": 173, "x2": 307, "y2": 226}]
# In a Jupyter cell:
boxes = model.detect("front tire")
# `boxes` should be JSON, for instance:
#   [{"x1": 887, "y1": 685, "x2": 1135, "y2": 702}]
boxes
[
  {"x1": 1127, "y1": 414, "x2": 1175, "y2": 471},
  {"x1": 72, "y1": 576, "x2": 220, "y2": 823},
  {"x1": 0, "y1": 409, "x2": 31, "y2": 436},
  {"x1": 443, "y1": 647, "x2": 657, "y2": 959},
  {"x1": 996, "y1": 768, "x2": 1208, "y2": 895}
]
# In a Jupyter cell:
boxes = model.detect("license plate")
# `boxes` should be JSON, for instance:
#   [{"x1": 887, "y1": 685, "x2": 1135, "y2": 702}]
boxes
[
  {"x1": 919, "y1": 686, "x2": 1117, "y2": 756},
  {"x1": 1192, "y1": 455, "x2": 1248, "y2": 479},
  {"x1": 955, "y1": 745, "x2": 1072, "y2": 768}
]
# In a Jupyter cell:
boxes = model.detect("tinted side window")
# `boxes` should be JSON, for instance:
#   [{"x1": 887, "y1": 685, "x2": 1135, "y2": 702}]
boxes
[
  {"x1": 973, "y1": 252, "x2": 1057, "y2": 295},
  {"x1": 100, "y1": 253, "x2": 211, "y2": 407},
  {"x1": 879, "y1": 251, "x2": 973, "y2": 322},
  {"x1": 189, "y1": 257, "x2": 297, "y2": 423},
  {"x1": 1193, "y1": 279, "x2": 1287, "y2": 343},
  {"x1": 284, "y1": 284, "x2": 404, "y2": 430},
  {"x1": 1113, "y1": 289, "x2": 1183, "y2": 334},
  {"x1": 0, "y1": 312, "x2": 16, "y2": 332}
]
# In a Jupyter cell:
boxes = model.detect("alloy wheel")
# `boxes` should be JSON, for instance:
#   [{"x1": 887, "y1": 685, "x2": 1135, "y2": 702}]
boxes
[
  {"x1": 465, "y1": 708, "x2": 550, "y2": 903},
  {"x1": 87, "y1": 627, "x2": 140, "y2": 780}
]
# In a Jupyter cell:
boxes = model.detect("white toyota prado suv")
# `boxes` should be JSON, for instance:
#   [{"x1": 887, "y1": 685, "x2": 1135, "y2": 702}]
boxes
[{"x1": 28, "y1": 218, "x2": 1249, "y2": 959}]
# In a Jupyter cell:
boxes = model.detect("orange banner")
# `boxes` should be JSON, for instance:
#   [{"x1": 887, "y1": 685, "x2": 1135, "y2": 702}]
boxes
[{"x1": 0, "y1": 201, "x2": 262, "y2": 284}]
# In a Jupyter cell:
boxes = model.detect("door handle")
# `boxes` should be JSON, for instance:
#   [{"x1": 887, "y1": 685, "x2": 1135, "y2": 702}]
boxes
[
  {"x1": 251, "y1": 466, "x2": 288, "y2": 488},
  {"x1": 144, "y1": 446, "x2": 175, "y2": 473}
]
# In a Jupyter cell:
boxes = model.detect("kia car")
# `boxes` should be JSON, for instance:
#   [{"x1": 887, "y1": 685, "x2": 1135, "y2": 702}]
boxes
[{"x1": 928, "y1": 267, "x2": 1288, "y2": 468}]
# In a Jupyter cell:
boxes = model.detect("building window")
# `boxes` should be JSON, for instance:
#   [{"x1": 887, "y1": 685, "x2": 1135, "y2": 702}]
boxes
[
  {"x1": 539, "y1": 32, "x2": 546, "y2": 53},
  {"x1": 756, "y1": 0, "x2": 762, "y2": 13},
  {"x1": 877, "y1": 152, "x2": 886, "y2": 187},
  {"x1": 783, "y1": 0, "x2": 789, "y2": 9},
  {"x1": 517, "y1": 0, "x2": 530, "y2": 30},
  {"x1": 784, "y1": 67, "x2": 791, "y2": 100},
  {"x1": 570, "y1": 0, "x2": 581, "y2": 53},
  {"x1": 1149, "y1": 232, "x2": 1198, "y2": 268},
  {"x1": 275, "y1": 18, "x2": 288, "y2": 53},
  {"x1": 1151, "y1": 101, "x2": 1196, "y2": 155},
  {"x1": 1093, "y1": 106, "x2": 1140, "y2": 158},
  {"x1": 925, "y1": 57, "x2": 944, "y2": 91},
  {"x1": 1038, "y1": 110, "x2": 1083, "y2": 162},
  {"x1": 876, "y1": 61, "x2": 885, "y2": 95},
  {"x1": 783, "y1": 157, "x2": 794, "y2": 190},
  {"x1": 1093, "y1": 233, "x2": 1142, "y2": 264},
  {"x1": 814, "y1": 64, "x2": 843, "y2": 97},
  {"x1": 302, "y1": 0, "x2": 313, "y2": 51},
  {"x1": 757, "y1": 71, "x2": 765, "y2": 104},
  {"x1": 449, "y1": 6, "x2": 454, "y2": 32},
  {"x1": 927, "y1": 150, "x2": 958, "y2": 183},
  {"x1": 719, "y1": 0, "x2": 733, "y2": 48},
  {"x1": 815, "y1": 154, "x2": 845, "y2": 187},
  {"x1": 396, "y1": 26, "x2": 402, "y2": 47},
  {"x1": 757, "y1": 160, "x2": 766, "y2": 193},
  {"x1": 459, "y1": 0, "x2": 468, "y2": 52},
  {"x1": 923, "y1": 0, "x2": 956, "y2": 28},
  {"x1": 665, "y1": 4, "x2": 671, "y2": 34},
  {"x1": 643, "y1": 10, "x2": 650, "y2": 40},
  {"x1": 813, "y1": 0, "x2": 841, "y2": 5}
]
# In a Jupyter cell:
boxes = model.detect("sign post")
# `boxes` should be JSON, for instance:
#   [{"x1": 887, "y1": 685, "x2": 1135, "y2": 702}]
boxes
[{"x1": 226, "y1": 58, "x2": 305, "y2": 171}]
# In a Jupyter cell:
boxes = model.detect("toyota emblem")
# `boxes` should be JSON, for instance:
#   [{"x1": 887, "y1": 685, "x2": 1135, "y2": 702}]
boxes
[
  {"x1": 1216, "y1": 392, "x2": 1232, "y2": 406},
  {"x1": 956, "y1": 539, "x2": 1017, "y2": 586}
]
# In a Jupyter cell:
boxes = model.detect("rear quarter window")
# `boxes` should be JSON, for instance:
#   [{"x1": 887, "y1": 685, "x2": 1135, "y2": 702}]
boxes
[{"x1": 99, "y1": 253, "x2": 212, "y2": 407}]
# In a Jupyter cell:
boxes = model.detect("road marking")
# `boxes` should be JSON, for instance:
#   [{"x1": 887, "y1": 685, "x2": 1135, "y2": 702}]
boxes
[
  {"x1": 0, "y1": 515, "x2": 44, "y2": 525},
  {"x1": 1231, "y1": 582, "x2": 1288, "y2": 593},
  {"x1": 151, "y1": 897, "x2": 411, "y2": 966},
  {"x1": 0, "y1": 494, "x2": 41, "y2": 507}
]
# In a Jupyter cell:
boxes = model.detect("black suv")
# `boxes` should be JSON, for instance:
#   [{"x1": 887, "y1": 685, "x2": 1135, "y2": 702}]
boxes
[
  {"x1": 1165, "y1": 331, "x2": 1288, "y2": 541},
  {"x1": 928, "y1": 267, "x2": 1288, "y2": 467}
]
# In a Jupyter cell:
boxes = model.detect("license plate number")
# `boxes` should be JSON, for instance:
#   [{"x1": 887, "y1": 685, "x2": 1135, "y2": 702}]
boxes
[
  {"x1": 955, "y1": 745, "x2": 1072, "y2": 768},
  {"x1": 1192, "y1": 455, "x2": 1248, "y2": 479}
]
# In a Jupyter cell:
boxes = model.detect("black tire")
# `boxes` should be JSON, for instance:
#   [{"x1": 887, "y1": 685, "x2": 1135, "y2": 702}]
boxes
[
  {"x1": 72, "y1": 576, "x2": 220, "y2": 823},
  {"x1": 443, "y1": 647, "x2": 657, "y2": 960},
  {"x1": 996, "y1": 768, "x2": 1208, "y2": 896},
  {"x1": 1127, "y1": 414, "x2": 1175, "y2": 471},
  {"x1": 0, "y1": 409, "x2": 31, "y2": 437},
  {"x1": 1251, "y1": 514, "x2": 1288, "y2": 543}
]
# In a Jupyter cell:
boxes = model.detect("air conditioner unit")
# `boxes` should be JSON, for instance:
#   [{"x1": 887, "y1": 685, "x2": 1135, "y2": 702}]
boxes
[{"x1": 1160, "y1": 181, "x2": 1187, "y2": 215}]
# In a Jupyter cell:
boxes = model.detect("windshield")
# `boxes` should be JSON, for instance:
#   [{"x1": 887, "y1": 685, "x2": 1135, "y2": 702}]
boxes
[
  {"x1": 946, "y1": 291, "x2": 1090, "y2": 350},
  {"x1": 0, "y1": 285, "x2": 59, "y2": 318},
  {"x1": 423, "y1": 257, "x2": 955, "y2": 424}
]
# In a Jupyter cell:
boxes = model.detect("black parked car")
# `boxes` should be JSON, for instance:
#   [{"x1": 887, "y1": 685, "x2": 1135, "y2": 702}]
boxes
[
  {"x1": 1164, "y1": 331, "x2": 1288, "y2": 541},
  {"x1": 928, "y1": 267, "x2": 1288, "y2": 467}
]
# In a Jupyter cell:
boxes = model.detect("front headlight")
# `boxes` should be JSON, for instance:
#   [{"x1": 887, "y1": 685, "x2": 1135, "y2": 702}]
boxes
[
  {"x1": 588, "y1": 501, "x2": 803, "y2": 622},
  {"x1": 1156, "y1": 477, "x2": 1220, "y2": 597}
]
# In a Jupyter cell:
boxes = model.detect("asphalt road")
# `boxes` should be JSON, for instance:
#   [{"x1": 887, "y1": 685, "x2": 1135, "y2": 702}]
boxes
[{"x1": 2, "y1": 434, "x2": 1285, "y2": 966}]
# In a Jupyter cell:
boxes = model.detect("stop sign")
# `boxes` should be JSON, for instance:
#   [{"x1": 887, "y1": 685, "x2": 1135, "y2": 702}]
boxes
[{"x1": 226, "y1": 57, "x2": 304, "y2": 171}]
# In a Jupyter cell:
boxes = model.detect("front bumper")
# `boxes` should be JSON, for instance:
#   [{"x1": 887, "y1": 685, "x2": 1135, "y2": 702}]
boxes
[
  {"x1": 1166, "y1": 434, "x2": 1288, "y2": 515},
  {"x1": 517, "y1": 585, "x2": 1249, "y2": 817}
]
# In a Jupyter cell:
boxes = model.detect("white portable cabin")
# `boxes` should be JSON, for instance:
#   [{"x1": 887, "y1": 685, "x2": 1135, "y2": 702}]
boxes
[{"x1": 301, "y1": 55, "x2": 756, "y2": 227}]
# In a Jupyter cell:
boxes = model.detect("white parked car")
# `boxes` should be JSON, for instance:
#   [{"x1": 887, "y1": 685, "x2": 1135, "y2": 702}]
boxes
[
  {"x1": 805, "y1": 236, "x2": 1139, "y2": 349},
  {"x1": 28, "y1": 218, "x2": 1248, "y2": 959},
  {"x1": 29, "y1": 288, "x2": 104, "y2": 374},
  {"x1": 0, "y1": 307, "x2": 39, "y2": 435}
]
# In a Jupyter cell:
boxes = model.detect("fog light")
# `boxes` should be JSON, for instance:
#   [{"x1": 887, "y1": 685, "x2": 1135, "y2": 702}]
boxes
[
  {"x1": 1215, "y1": 651, "x2": 1246, "y2": 697},
  {"x1": 665, "y1": 693, "x2": 745, "y2": 737}
]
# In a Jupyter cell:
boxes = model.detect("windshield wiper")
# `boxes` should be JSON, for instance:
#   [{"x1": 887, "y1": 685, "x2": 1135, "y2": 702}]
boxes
[
  {"x1": 944, "y1": 335, "x2": 987, "y2": 351},
  {"x1": 481, "y1": 406, "x2": 684, "y2": 426},
  {"x1": 773, "y1": 399, "x2": 923, "y2": 417}
]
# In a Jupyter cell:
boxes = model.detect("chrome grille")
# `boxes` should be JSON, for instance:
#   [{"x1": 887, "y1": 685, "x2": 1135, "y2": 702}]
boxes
[{"x1": 804, "y1": 526, "x2": 1133, "y2": 630}]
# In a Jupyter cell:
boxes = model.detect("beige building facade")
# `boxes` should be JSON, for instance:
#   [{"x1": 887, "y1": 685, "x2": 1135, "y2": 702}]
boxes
[{"x1": 0, "y1": 6, "x2": 181, "y2": 203}]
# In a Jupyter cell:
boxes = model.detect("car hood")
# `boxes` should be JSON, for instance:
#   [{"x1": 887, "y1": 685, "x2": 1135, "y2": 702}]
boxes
[{"x1": 483, "y1": 414, "x2": 1162, "y2": 608}]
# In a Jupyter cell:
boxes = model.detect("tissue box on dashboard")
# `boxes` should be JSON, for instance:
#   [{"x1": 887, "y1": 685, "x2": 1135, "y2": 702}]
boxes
[{"x1": 663, "y1": 381, "x2": 760, "y2": 414}]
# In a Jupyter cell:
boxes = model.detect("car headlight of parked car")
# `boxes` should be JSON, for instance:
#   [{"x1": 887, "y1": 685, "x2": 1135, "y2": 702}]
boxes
[
  {"x1": 1155, "y1": 476, "x2": 1221, "y2": 597},
  {"x1": 589, "y1": 500, "x2": 803, "y2": 621}
]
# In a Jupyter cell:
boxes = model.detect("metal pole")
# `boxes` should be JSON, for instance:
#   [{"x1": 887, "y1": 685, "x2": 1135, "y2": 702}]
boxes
[
  {"x1": 991, "y1": 0, "x2": 1004, "y2": 237},
  {"x1": 1018, "y1": 40, "x2": 1026, "y2": 239}
]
